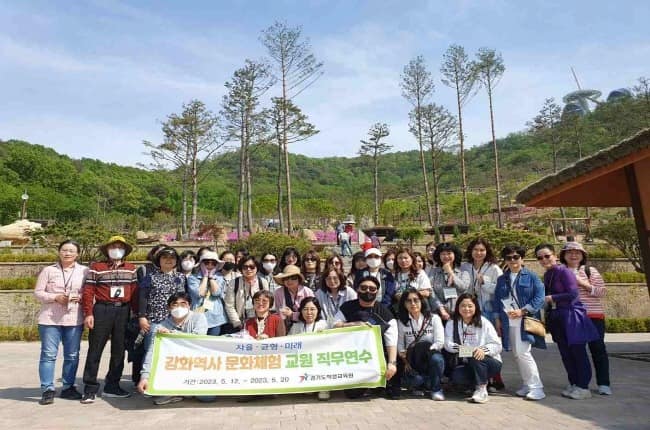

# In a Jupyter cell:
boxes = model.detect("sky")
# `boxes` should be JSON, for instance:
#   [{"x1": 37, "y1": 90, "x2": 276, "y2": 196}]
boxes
[{"x1": 1, "y1": 0, "x2": 649, "y2": 166}]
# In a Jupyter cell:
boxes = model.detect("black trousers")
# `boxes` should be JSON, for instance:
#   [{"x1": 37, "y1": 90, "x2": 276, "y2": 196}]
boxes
[{"x1": 82, "y1": 303, "x2": 130, "y2": 393}]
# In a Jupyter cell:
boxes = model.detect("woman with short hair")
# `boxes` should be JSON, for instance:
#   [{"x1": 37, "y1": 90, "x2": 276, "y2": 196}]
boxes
[
  {"x1": 428, "y1": 243, "x2": 470, "y2": 321},
  {"x1": 315, "y1": 268, "x2": 357, "y2": 327}
]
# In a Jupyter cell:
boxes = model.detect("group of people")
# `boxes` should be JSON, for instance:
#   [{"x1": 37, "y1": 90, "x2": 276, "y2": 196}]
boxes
[{"x1": 34, "y1": 234, "x2": 611, "y2": 407}]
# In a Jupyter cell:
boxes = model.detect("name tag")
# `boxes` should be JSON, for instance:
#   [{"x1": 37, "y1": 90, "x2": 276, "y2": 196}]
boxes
[
  {"x1": 110, "y1": 286, "x2": 125, "y2": 299},
  {"x1": 458, "y1": 345, "x2": 474, "y2": 358},
  {"x1": 245, "y1": 296, "x2": 254, "y2": 311},
  {"x1": 501, "y1": 297, "x2": 517, "y2": 311},
  {"x1": 202, "y1": 298, "x2": 214, "y2": 311},
  {"x1": 443, "y1": 287, "x2": 458, "y2": 300}
]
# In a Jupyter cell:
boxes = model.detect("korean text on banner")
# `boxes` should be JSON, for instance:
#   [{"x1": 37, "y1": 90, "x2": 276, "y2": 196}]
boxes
[{"x1": 147, "y1": 325, "x2": 386, "y2": 396}]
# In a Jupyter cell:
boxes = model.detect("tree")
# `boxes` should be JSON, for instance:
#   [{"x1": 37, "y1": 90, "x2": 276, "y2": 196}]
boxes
[
  {"x1": 268, "y1": 97, "x2": 318, "y2": 233},
  {"x1": 419, "y1": 103, "x2": 457, "y2": 226},
  {"x1": 593, "y1": 219, "x2": 643, "y2": 273},
  {"x1": 402, "y1": 56, "x2": 435, "y2": 227},
  {"x1": 221, "y1": 60, "x2": 274, "y2": 237},
  {"x1": 633, "y1": 76, "x2": 650, "y2": 127},
  {"x1": 441, "y1": 44, "x2": 478, "y2": 224},
  {"x1": 475, "y1": 47, "x2": 506, "y2": 227},
  {"x1": 143, "y1": 100, "x2": 222, "y2": 237},
  {"x1": 528, "y1": 98, "x2": 569, "y2": 233},
  {"x1": 260, "y1": 21, "x2": 323, "y2": 234},
  {"x1": 358, "y1": 123, "x2": 392, "y2": 225}
]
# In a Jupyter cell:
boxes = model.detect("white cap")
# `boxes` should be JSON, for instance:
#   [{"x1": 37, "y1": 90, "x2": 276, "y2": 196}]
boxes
[{"x1": 364, "y1": 248, "x2": 382, "y2": 258}]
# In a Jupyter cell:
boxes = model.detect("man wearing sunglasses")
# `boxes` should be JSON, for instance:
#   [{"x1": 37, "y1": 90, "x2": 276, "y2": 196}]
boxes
[{"x1": 333, "y1": 276, "x2": 399, "y2": 399}]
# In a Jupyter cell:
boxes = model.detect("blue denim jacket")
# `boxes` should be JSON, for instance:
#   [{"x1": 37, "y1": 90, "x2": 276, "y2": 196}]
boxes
[
  {"x1": 186, "y1": 273, "x2": 227, "y2": 328},
  {"x1": 494, "y1": 267, "x2": 546, "y2": 350}
]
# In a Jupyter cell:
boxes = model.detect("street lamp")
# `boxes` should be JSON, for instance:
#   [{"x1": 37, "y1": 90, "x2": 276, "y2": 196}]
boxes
[{"x1": 20, "y1": 190, "x2": 29, "y2": 220}]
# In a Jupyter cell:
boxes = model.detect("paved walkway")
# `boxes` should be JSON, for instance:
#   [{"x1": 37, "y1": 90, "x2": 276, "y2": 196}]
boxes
[{"x1": 1, "y1": 334, "x2": 649, "y2": 430}]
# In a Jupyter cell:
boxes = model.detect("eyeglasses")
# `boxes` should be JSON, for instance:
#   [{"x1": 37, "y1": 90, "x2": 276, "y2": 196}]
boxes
[
  {"x1": 406, "y1": 298, "x2": 421, "y2": 304},
  {"x1": 286, "y1": 275, "x2": 300, "y2": 281},
  {"x1": 253, "y1": 298, "x2": 270, "y2": 304},
  {"x1": 332, "y1": 261, "x2": 342, "y2": 266},
  {"x1": 536, "y1": 254, "x2": 553, "y2": 261},
  {"x1": 242, "y1": 264, "x2": 256, "y2": 270},
  {"x1": 358, "y1": 285, "x2": 378, "y2": 293},
  {"x1": 504, "y1": 255, "x2": 521, "y2": 261},
  {"x1": 304, "y1": 257, "x2": 318, "y2": 262},
  {"x1": 325, "y1": 276, "x2": 339, "y2": 282}
]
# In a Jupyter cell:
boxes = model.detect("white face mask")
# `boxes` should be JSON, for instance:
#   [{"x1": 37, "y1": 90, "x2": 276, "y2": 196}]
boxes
[
  {"x1": 385, "y1": 260, "x2": 394, "y2": 270},
  {"x1": 262, "y1": 262, "x2": 276, "y2": 272},
  {"x1": 171, "y1": 306, "x2": 189, "y2": 319},
  {"x1": 108, "y1": 248, "x2": 125, "y2": 260},
  {"x1": 366, "y1": 258, "x2": 381, "y2": 269},
  {"x1": 181, "y1": 260, "x2": 195, "y2": 272}
]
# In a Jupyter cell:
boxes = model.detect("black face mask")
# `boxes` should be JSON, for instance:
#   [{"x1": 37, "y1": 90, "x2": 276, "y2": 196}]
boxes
[
  {"x1": 223, "y1": 262, "x2": 236, "y2": 271},
  {"x1": 359, "y1": 292, "x2": 377, "y2": 302}
]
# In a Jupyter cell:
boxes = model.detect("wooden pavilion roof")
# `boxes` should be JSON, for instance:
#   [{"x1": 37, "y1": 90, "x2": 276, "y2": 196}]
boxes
[{"x1": 516, "y1": 128, "x2": 650, "y2": 207}]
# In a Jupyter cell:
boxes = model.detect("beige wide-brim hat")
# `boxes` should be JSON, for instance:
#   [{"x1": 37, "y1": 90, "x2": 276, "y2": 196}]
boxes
[
  {"x1": 198, "y1": 250, "x2": 224, "y2": 271},
  {"x1": 99, "y1": 235, "x2": 133, "y2": 258},
  {"x1": 273, "y1": 264, "x2": 305, "y2": 285}
]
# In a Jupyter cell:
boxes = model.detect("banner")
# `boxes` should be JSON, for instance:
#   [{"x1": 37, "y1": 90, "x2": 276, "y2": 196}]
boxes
[{"x1": 147, "y1": 325, "x2": 386, "y2": 396}]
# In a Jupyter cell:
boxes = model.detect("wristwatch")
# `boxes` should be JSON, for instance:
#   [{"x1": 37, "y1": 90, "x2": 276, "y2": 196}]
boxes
[
  {"x1": 521, "y1": 309, "x2": 529, "y2": 316},
  {"x1": 388, "y1": 360, "x2": 397, "y2": 366}
]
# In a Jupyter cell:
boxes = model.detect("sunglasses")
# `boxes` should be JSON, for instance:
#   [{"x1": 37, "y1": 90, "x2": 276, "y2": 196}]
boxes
[
  {"x1": 286, "y1": 275, "x2": 301, "y2": 281},
  {"x1": 406, "y1": 298, "x2": 421, "y2": 304},
  {"x1": 504, "y1": 255, "x2": 522, "y2": 261},
  {"x1": 304, "y1": 257, "x2": 318, "y2": 262},
  {"x1": 358, "y1": 285, "x2": 378, "y2": 293},
  {"x1": 203, "y1": 260, "x2": 218, "y2": 266},
  {"x1": 242, "y1": 264, "x2": 256, "y2": 270},
  {"x1": 536, "y1": 254, "x2": 553, "y2": 261}
]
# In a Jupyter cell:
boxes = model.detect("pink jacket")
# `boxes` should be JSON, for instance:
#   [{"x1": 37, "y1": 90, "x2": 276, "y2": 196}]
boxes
[{"x1": 34, "y1": 262, "x2": 88, "y2": 326}]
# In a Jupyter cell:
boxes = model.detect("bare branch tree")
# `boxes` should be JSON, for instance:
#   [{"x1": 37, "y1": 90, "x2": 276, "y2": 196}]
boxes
[{"x1": 359, "y1": 123, "x2": 392, "y2": 225}]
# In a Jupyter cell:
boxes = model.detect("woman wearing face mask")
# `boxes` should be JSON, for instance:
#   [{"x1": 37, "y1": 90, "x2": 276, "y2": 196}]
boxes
[
  {"x1": 225, "y1": 256, "x2": 269, "y2": 331},
  {"x1": 494, "y1": 245, "x2": 546, "y2": 401},
  {"x1": 178, "y1": 250, "x2": 197, "y2": 279},
  {"x1": 535, "y1": 243, "x2": 599, "y2": 400},
  {"x1": 34, "y1": 240, "x2": 88, "y2": 405},
  {"x1": 138, "y1": 247, "x2": 187, "y2": 349},
  {"x1": 393, "y1": 248, "x2": 432, "y2": 313},
  {"x1": 383, "y1": 248, "x2": 397, "y2": 272},
  {"x1": 301, "y1": 250, "x2": 321, "y2": 292},
  {"x1": 353, "y1": 248, "x2": 395, "y2": 307},
  {"x1": 316, "y1": 268, "x2": 357, "y2": 327},
  {"x1": 428, "y1": 243, "x2": 470, "y2": 321},
  {"x1": 346, "y1": 251, "x2": 367, "y2": 287},
  {"x1": 260, "y1": 253, "x2": 280, "y2": 295},
  {"x1": 279, "y1": 247, "x2": 302, "y2": 272},
  {"x1": 187, "y1": 251, "x2": 228, "y2": 336}
]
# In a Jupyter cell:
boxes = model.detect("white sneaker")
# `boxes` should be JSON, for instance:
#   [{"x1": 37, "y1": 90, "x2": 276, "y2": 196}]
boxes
[
  {"x1": 471, "y1": 387, "x2": 489, "y2": 404},
  {"x1": 431, "y1": 390, "x2": 445, "y2": 401},
  {"x1": 525, "y1": 388, "x2": 546, "y2": 401},
  {"x1": 598, "y1": 385, "x2": 612, "y2": 395},
  {"x1": 317, "y1": 391, "x2": 330, "y2": 401},
  {"x1": 561, "y1": 384, "x2": 576, "y2": 398},
  {"x1": 515, "y1": 386, "x2": 529, "y2": 397},
  {"x1": 568, "y1": 387, "x2": 592, "y2": 400}
]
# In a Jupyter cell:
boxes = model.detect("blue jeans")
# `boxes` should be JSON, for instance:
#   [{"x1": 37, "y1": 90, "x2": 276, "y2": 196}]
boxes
[
  {"x1": 38, "y1": 324, "x2": 83, "y2": 392},
  {"x1": 207, "y1": 325, "x2": 222, "y2": 336},
  {"x1": 451, "y1": 356, "x2": 502, "y2": 386},
  {"x1": 340, "y1": 240, "x2": 352, "y2": 257}
]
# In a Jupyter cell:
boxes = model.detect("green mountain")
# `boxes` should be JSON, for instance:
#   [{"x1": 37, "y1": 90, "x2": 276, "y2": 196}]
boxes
[{"x1": 1, "y1": 94, "x2": 647, "y2": 229}]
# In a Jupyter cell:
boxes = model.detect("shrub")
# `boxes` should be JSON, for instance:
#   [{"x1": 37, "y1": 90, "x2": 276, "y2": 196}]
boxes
[
  {"x1": 602, "y1": 272, "x2": 647, "y2": 283},
  {"x1": 592, "y1": 219, "x2": 643, "y2": 273},
  {"x1": 0, "y1": 253, "x2": 58, "y2": 262},
  {"x1": 231, "y1": 232, "x2": 312, "y2": 259},
  {"x1": 605, "y1": 318, "x2": 650, "y2": 333},
  {"x1": 0, "y1": 277, "x2": 36, "y2": 290},
  {"x1": 586, "y1": 244, "x2": 625, "y2": 259},
  {"x1": 0, "y1": 326, "x2": 90, "y2": 341}
]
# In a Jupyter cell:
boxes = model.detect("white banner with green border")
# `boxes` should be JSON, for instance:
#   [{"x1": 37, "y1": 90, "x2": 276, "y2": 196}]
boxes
[{"x1": 146, "y1": 325, "x2": 386, "y2": 395}]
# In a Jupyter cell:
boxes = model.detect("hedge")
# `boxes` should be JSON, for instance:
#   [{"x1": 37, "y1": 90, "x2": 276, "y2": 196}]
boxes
[
  {"x1": 0, "y1": 277, "x2": 36, "y2": 291},
  {"x1": 602, "y1": 272, "x2": 647, "y2": 283},
  {"x1": 0, "y1": 326, "x2": 90, "y2": 341},
  {"x1": 0, "y1": 250, "x2": 149, "y2": 263},
  {"x1": 605, "y1": 318, "x2": 650, "y2": 333}
]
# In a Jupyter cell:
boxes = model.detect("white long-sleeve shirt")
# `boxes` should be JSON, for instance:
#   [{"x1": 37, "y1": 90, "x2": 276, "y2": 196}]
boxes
[
  {"x1": 444, "y1": 316, "x2": 502, "y2": 361},
  {"x1": 397, "y1": 312, "x2": 444, "y2": 353}
]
